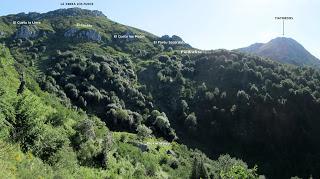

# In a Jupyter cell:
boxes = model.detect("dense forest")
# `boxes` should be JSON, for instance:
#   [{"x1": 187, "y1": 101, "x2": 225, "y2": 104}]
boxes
[
  {"x1": 0, "y1": 8, "x2": 319, "y2": 178},
  {"x1": 139, "y1": 50, "x2": 320, "y2": 178},
  {"x1": 0, "y1": 39, "x2": 258, "y2": 178}
]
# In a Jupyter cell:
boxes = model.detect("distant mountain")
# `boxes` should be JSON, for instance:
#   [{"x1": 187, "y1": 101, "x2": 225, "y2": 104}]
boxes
[{"x1": 237, "y1": 37, "x2": 320, "y2": 67}]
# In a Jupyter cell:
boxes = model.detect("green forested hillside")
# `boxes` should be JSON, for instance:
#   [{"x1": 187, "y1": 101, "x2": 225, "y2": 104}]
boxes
[
  {"x1": 0, "y1": 44, "x2": 258, "y2": 178},
  {"x1": 138, "y1": 49, "x2": 320, "y2": 178},
  {"x1": 1, "y1": 8, "x2": 319, "y2": 178},
  {"x1": 0, "y1": 9, "x2": 259, "y2": 179}
]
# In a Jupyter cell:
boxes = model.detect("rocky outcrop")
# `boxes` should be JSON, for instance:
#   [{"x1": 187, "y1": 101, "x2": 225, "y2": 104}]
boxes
[
  {"x1": 15, "y1": 25, "x2": 39, "y2": 39},
  {"x1": 64, "y1": 28, "x2": 78, "y2": 37},
  {"x1": 128, "y1": 141, "x2": 149, "y2": 152},
  {"x1": 64, "y1": 28, "x2": 102, "y2": 42},
  {"x1": 78, "y1": 29, "x2": 102, "y2": 42},
  {"x1": 160, "y1": 35, "x2": 183, "y2": 41},
  {"x1": 0, "y1": 31, "x2": 5, "y2": 36},
  {"x1": 166, "y1": 149, "x2": 176, "y2": 156},
  {"x1": 16, "y1": 12, "x2": 41, "y2": 20}
]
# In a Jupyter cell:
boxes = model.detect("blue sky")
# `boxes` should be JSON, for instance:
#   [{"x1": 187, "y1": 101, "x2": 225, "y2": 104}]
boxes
[{"x1": 1, "y1": 0, "x2": 320, "y2": 58}]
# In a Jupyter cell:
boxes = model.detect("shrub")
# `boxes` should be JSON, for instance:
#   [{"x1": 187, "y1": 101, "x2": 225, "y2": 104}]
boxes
[
  {"x1": 73, "y1": 118, "x2": 113, "y2": 168},
  {"x1": 155, "y1": 115, "x2": 170, "y2": 131},
  {"x1": 159, "y1": 55, "x2": 170, "y2": 63},
  {"x1": 136, "y1": 124, "x2": 152, "y2": 139},
  {"x1": 185, "y1": 112, "x2": 197, "y2": 128}
]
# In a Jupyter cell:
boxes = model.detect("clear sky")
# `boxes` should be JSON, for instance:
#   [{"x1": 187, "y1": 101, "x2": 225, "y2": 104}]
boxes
[{"x1": 1, "y1": 0, "x2": 319, "y2": 58}]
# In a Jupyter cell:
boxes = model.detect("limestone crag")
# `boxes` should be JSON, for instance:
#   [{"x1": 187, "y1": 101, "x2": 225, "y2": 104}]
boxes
[
  {"x1": 15, "y1": 25, "x2": 39, "y2": 39},
  {"x1": 64, "y1": 28, "x2": 102, "y2": 42}
]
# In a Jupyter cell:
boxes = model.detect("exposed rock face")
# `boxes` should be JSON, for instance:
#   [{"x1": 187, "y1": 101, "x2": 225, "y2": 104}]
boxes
[
  {"x1": 64, "y1": 28, "x2": 78, "y2": 37},
  {"x1": 15, "y1": 25, "x2": 39, "y2": 39},
  {"x1": 0, "y1": 31, "x2": 5, "y2": 36},
  {"x1": 64, "y1": 28, "x2": 102, "y2": 42},
  {"x1": 79, "y1": 29, "x2": 102, "y2": 42}
]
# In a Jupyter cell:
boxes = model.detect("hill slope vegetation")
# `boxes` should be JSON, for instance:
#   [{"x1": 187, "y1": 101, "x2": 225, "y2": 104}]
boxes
[{"x1": 1, "y1": 8, "x2": 320, "y2": 178}]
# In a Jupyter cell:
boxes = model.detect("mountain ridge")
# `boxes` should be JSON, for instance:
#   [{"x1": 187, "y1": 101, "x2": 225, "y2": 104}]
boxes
[{"x1": 237, "y1": 37, "x2": 320, "y2": 67}]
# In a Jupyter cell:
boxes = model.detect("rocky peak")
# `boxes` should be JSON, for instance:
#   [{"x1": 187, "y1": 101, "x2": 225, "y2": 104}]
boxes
[
  {"x1": 160, "y1": 35, "x2": 183, "y2": 41},
  {"x1": 43, "y1": 8, "x2": 106, "y2": 18},
  {"x1": 16, "y1": 12, "x2": 41, "y2": 20},
  {"x1": 237, "y1": 37, "x2": 320, "y2": 67}
]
